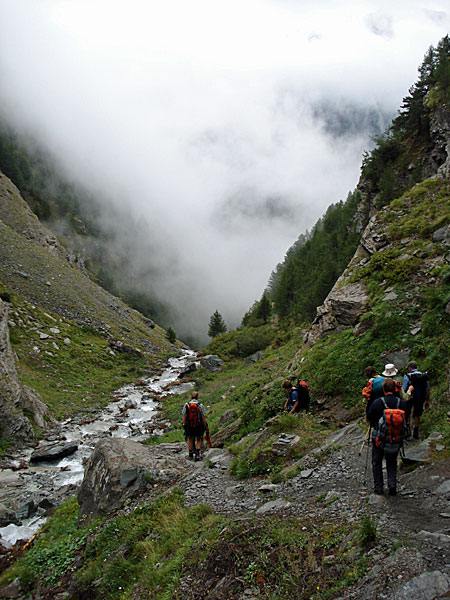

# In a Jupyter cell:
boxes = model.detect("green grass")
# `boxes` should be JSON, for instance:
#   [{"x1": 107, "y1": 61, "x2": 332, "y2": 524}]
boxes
[
  {"x1": 1, "y1": 491, "x2": 367, "y2": 600},
  {"x1": 5, "y1": 297, "x2": 151, "y2": 421}
]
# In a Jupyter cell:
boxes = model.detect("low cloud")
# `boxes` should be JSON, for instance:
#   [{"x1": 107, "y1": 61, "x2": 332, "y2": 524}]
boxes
[
  {"x1": 0, "y1": 0, "x2": 448, "y2": 344},
  {"x1": 365, "y1": 12, "x2": 394, "y2": 39}
]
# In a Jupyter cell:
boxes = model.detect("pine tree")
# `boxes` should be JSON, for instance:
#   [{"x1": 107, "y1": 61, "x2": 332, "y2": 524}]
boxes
[
  {"x1": 208, "y1": 310, "x2": 227, "y2": 338},
  {"x1": 256, "y1": 293, "x2": 272, "y2": 324},
  {"x1": 166, "y1": 327, "x2": 176, "y2": 344}
]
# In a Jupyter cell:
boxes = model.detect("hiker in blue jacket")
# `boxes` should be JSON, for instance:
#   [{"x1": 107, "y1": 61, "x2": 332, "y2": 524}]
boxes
[
  {"x1": 282, "y1": 380, "x2": 299, "y2": 414},
  {"x1": 402, "y1": 361, "x2": 430, "y2": 440},
  {"x1": 366, "y1": 378, "x2": 406, "y2": 497}
]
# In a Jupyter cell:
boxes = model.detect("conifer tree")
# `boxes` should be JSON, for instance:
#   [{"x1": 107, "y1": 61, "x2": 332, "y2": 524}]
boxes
[
  {"x1": 256, "y1": 293, "x2": 272, "y2": 324},
  {"x1": 166, "y1": 327, "x2": 176, "y2": 344},
  {"x1": 208, "y1": 310, "x2": 227, "y2": 338}
]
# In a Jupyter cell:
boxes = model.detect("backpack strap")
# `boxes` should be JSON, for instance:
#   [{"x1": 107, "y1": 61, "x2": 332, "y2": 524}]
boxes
[{"x1": 381, "y1": 397, "x2": 388, "y2": 410}]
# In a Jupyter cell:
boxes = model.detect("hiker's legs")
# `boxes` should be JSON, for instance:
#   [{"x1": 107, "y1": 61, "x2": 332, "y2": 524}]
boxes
[
  {"x1": 385, "y1": 452, "x2": 398, "y2": 491},
  {"x1": 413, "y1": 401, "x2": 424, "y2": 438},
  {"x1": 405, "y1": 400, "x2": 412, "y2": 425},
  {"x1": 371, "y1": 443, "x2": 384, "y2": 493}
]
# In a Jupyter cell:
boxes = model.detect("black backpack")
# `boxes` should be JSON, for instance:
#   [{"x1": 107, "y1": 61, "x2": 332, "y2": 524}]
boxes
[{"x1": 407, "y1": 371, "x2": 429, "y2": 402}]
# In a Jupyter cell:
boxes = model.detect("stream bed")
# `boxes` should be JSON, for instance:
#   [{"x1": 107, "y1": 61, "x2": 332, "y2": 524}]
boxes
[{"x1": 0, "y1": 350, "x2": 198, "y2": 548}]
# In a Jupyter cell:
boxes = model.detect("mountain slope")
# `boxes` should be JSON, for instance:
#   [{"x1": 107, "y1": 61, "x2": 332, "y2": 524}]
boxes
[{"x1": 0, "y1": 170, "x2": 176, "y2": 442}]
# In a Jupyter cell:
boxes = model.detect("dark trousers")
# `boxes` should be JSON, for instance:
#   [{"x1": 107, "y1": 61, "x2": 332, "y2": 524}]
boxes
[{"x1": 372, "y1": 442, "x2": 398, "y2": 492}]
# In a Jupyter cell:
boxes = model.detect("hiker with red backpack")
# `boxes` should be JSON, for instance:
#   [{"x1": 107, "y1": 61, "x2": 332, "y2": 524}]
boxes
[
  {"x1": 182, "y1": 391, "x2": 208, "y2": 461},
  {"x1": 366, "y1": 378, "x2": 407, "y2": 496},
  {"x1": 402, "y1": 361, "x2": 430, "y2": 440},
  {"x1": 282, "y1": 379, "x2": 310, "y2": 414}
]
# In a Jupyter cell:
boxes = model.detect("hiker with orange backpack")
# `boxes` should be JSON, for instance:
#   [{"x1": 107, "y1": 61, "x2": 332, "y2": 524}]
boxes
[
  {"x1": 183, "y1": 391, "x2": 208, "y2": 461},
  {"x1": 362, "y1": 363, "x2": 409, "y2": 412},
  {"x1": 282, "y1": 379, "x2": 310, "y2": 414},
  {"x1": 366, "y1": 378, "x2": 407, "y2": 497}
]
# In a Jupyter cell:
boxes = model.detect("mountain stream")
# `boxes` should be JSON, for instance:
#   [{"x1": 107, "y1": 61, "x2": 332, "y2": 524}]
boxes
[{"x1": 0, "y1": 350, "x2": 197, "y2": 548}]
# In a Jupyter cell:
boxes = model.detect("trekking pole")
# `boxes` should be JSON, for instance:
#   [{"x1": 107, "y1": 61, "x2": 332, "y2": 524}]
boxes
[
  {"x1": 363, "y1": 427, "x2": 371, "y2": 487},
  {"x1": 358, "y1": 425, "x2": 370, "y2": 456}
]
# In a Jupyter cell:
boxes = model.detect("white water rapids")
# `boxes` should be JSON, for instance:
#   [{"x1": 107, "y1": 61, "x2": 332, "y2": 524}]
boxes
[{"x1": 0, "y1": 350, "x2": 197, "y2": 547}]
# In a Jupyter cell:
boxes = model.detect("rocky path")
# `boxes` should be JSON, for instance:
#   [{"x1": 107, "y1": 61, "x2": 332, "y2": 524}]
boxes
[{"x1": 174, "y1": 424, "x2": 450, "y2": 599}]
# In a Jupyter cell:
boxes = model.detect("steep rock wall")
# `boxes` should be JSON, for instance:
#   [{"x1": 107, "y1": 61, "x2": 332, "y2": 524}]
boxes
[{"x1": 0, "y1": 298, "x2": 51, "y2": 441}]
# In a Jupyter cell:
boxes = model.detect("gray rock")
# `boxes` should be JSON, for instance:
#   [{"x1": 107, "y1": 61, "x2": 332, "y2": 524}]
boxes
[
  {"x1": 403, "y1": 433, "x2": 443, "y2": 464},
  {"x1": 367, "y1": 493, "x2": 387, "y2": 505},
  {"x1": 211, "y1": 418, "x2": 241, "y2": 448},
  {"x1": 219, "y1": 409, "x2": 238, "y2": 426},
  {"x1": 30, "y1": 441, "x2": 79, "y2": 463},
  {"x1": 272, "y1": 434, "x2": 300, "y2": 456},
  {"x1": 258, "y1": 483, "x2": 279, "y2": 493},
  {"x1": 417, "y1": 531, "x2": 450, "y2": 544},
  {"x1": 256, "y1": 498, "x2": 291, "y2": 514},
  {"x1": 393, "y1": 571, "x2": 450, "y2": 599},
  {"x1": 245, "y1": 351, "x2": 263, "y2": 364},
  {"x1": 199, "y1": 355, "x2": 224, "y2": 372},
  {"x1": 380, "y1": 351, "x2": 410, "y2": 371},
  {"x1": 0, "y1": 577, "x2": 22, "y2": 598},
  {"x1": 432, "y1": 224, "x2": 450, "y2": 244},
  {"x1": 305, "y1": 281, "x2": 368, "y2": 346},
  {"x1": 78, "y1": 438, "x2": 190, "y2": 523},
  {"x1": 434, "y1": 479, "x2": 450, "y2": 496},
  {"x1": 300, "y1": 469, "x2": 314, "y2": 479},
  {"x1": 0, "y1": 502, "x2": 17, "y2": 526},
  {"x1": 383, "y1": 291, "x2": 398, "y2": 301}
]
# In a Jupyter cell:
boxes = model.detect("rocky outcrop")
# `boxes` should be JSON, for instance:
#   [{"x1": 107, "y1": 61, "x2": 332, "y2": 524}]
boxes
[
  {"x1": 0, "y1": 299, "x2": 51, "y2": 441},
  {"x1": 77, "y1": 438, "x2": 192, "y2": 523},
  {"x1": 0, "y1": 171, "x2": 62, "y2": 258},
  {"x1": 304, "y1": 280, "x2": 369, "y2": 346},
  {"x1": 430, "y1": 105, "x2": 450, "y2": 178}
]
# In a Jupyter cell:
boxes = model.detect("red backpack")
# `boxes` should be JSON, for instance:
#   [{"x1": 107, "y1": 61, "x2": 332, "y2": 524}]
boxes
[
  {"x1": 375, "y1": 397, "x2": 406, "y2": 455},
  {"x1": 186, "y1": 401, "x2": 202, "y2": 428}
]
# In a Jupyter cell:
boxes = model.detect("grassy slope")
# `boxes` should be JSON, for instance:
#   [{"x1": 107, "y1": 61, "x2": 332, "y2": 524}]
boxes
[{"x1": 0, "y1": 171, "x2": 178, "y2": 427}]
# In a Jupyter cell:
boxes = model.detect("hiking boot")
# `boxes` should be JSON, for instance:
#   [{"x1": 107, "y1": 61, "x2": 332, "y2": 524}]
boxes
[
  {"x1": 413, "y1": 427, "x2": 419, "y2": 440},
  {"x1": 388, "y1": 487, "x2": 397, "y2": 496},
  {"x1": 374, "y1": 489, "x2": 383, "y2": 496},
  {"x1": 194, "y1": 451, "x2": 201, "y2": 462},
  {"x1": 188, "y1": 451, "x2": 194, "y2": 459}
]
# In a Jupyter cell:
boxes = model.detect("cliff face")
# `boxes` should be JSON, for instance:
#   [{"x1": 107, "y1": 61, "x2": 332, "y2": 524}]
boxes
[
  {"x1": 0, "y1": 298, "x2": 51, "y2": 441},
  {"x1": 305, "y1": 104, "x2": 450, "y2": 347}
]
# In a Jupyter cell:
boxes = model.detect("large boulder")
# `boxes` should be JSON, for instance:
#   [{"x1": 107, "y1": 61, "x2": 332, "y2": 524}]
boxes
[
  {"x1": 200, "y1": 355, "x2": 224, "y2": 372},
  {"x1": 304, "y1": 281, "x2": 369, "y2": 346},
  {"x1": 77, "y1": 438, "x2": 190, "y2": 523}
]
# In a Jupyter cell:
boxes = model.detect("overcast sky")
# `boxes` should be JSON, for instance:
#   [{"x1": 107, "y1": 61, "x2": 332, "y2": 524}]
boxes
[{"x1": 0, "y1": 1, "x2": 449, "y2": 343}]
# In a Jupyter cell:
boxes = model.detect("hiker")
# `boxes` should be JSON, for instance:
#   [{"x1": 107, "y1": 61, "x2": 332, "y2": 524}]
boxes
[
  {"x1": 362, "y1": 364, "x2": 407, "y2": 412},
  {"x1": 362, "y1": 366, "x2": 383, "y2": 410},
  {"x1": 402, "y1": 361, "x2": 430, "y2": 439},
  {"x1": 366, "y1": 378, "x2": 407, "y2": 496},
  {"x1": 182, "y1": 391, "x2": 208, "y2": 461},
  {"x1": 282, "y1": 379, "x2": 310, "y2": 413}
]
